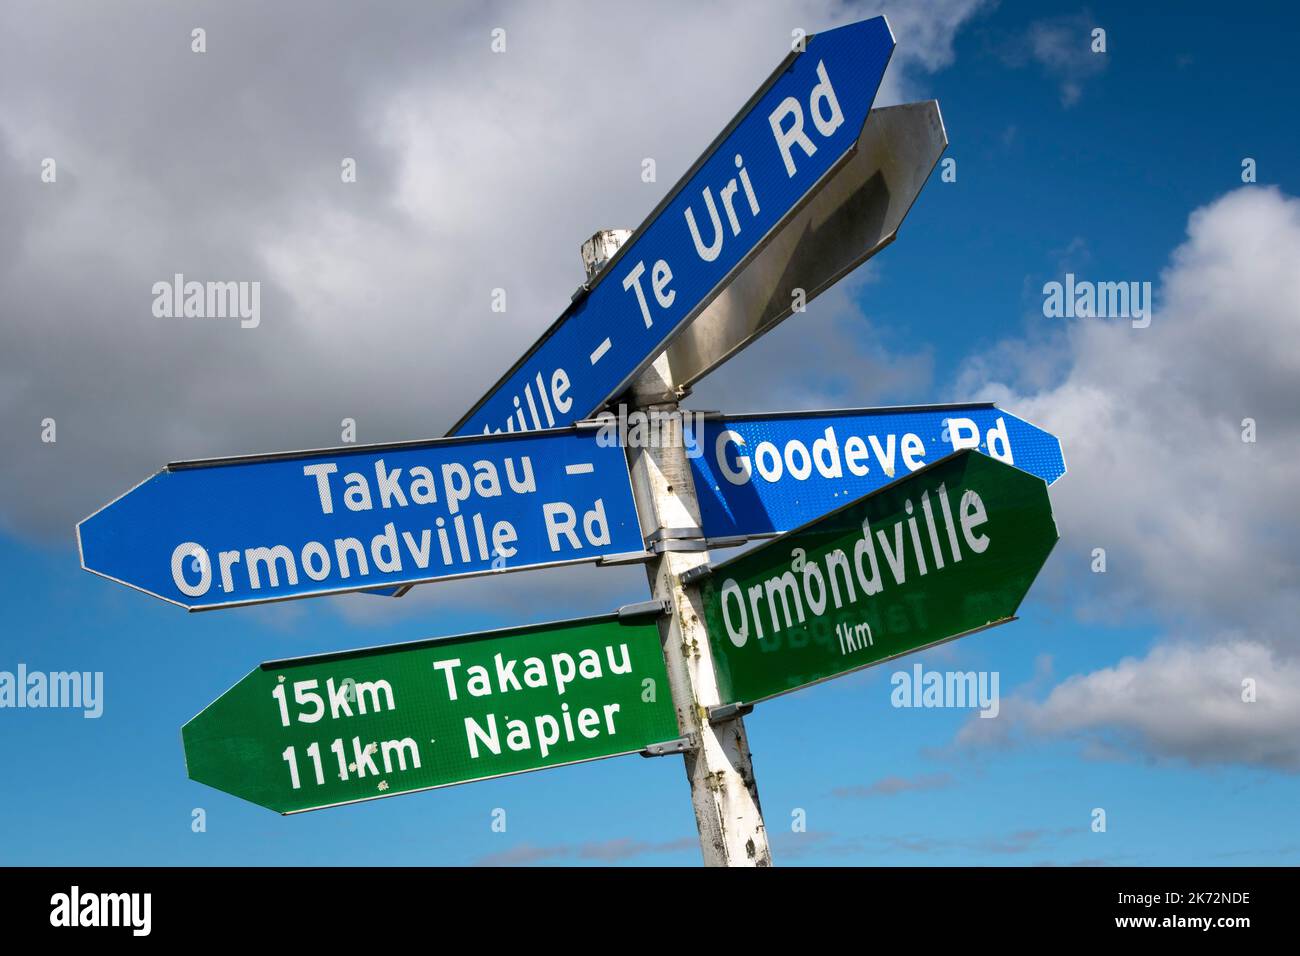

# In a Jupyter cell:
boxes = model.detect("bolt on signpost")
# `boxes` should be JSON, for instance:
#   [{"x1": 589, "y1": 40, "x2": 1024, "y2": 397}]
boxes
[{"x1": 75, "y1": 16, "x2": 1066, "y2": 869}]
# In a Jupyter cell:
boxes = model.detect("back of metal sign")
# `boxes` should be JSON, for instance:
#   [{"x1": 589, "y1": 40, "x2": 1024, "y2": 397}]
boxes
[{"x1": 660, "y1": 100, "x2": 948, "y2": 389}]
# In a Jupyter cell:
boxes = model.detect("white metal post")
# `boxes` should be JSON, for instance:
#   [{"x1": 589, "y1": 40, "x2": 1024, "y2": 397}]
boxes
[{"x1": 582, "y1": 230, "x2": 773, "y2": 867}]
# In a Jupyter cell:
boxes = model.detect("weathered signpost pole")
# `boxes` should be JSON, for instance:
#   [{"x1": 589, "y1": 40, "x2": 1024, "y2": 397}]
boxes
[{"x1": 583, "y1": 230, "x2": 772, "y2": 867}]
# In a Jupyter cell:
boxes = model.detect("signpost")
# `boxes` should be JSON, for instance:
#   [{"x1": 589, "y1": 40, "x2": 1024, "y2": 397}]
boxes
[
  {"x1": 697, "y1": 450, "x2": 1058, "y2": 707},
  {"x1": 452, "y1": 17, "x2": 896, "y2": 436},
  {"x1": 77, "y1": 428, "x2": 643, "y2": 610},
  {"x1": 183, "y1": 607, "x2": 680, "y2": 814},
  {"x1": 689, "y1": 403, "x2": 1066, "y2": 539},
  {"x1": 74, "y1": 14, "x2": 1068, "y2": 867}
]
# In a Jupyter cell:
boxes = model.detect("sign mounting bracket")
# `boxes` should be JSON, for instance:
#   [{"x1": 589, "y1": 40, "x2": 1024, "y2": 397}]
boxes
[{"x1": 640, "y1": 734, "x2": 699, "y2": 758}]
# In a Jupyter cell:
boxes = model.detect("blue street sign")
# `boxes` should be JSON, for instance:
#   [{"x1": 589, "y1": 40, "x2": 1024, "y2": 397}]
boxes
[
  {"x1": 452, "y1": 17, "x2": 895, "y2": 437},
  {"x1": 690, "y1": 404, "x2": 1066, "y2": 539},
  {"x1": 77, "y1": 429, "x2": 644, "y2": 610}
]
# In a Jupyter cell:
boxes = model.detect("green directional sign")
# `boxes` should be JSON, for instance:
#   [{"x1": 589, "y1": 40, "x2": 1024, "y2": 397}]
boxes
[
  {"x1": 699, "y1": 450, "x2": 1058, "y2": 707},
  {"x1": 183, "y1": 609, "x2": 680, "y2": 813}
]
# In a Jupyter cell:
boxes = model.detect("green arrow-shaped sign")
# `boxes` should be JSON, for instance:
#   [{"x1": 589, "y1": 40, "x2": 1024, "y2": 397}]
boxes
[
  {"x1": 699, "y1": 450, "x2": 1059, "y2": 707},
  {"x1": 183, "y1": 610, "x2": 680, "y2": 813}
]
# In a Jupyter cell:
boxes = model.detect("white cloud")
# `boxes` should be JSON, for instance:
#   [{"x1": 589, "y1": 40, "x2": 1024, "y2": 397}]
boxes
[
  {"x1": 1001, "y1": 12, "x2": 1108, "y2": 107},
  {"x1": 959, "y1": 186, "x2": 1300, "y2": 635},
  {"x1": 832, "y1": 771, "x2": 954, "y2": 798},
  {"x1": 953, "y1": 186, "x2": 1300, "y2": 770},
  {"x1": 959, "y1": 640, "x2": 1300, "y2": 771}
]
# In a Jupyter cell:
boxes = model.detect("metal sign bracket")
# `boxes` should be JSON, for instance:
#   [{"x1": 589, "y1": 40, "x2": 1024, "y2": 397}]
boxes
[
  {"x1": 597, "y1": 550, "x2": 655, "y2": 567},
  {"x1": 617, "y1": 598, "x2": 670, "y2": 620},
  {"x1": 707, "y1": 702, "x2": 753, "y2": 722},
  {"x1": 640, "y1": 734, "x2": 699, "y2": 758}
]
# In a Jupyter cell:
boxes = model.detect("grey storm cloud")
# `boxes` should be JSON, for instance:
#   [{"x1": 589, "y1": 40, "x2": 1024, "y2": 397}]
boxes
[{"x1": 0, "y1": 0, "x2": 983, "y2": 550}]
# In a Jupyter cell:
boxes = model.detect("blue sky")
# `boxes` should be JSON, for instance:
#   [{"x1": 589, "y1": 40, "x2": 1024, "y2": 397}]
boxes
[{"x1": 2, "y1": 0, "x2": 1298, "y2": 866}]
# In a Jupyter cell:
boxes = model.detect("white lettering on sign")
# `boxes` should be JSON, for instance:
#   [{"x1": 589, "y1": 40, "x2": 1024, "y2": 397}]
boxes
[
  {"x1": 621, "y1": 259, "x2": 676, "y2": 327},
  {"x1": 720, "y1": 482, "x2": 991, "y2": 647},
  {"x1": 945, "y1": 416, "x2": 1014, "y2": 465},
  {"x1": 768, "y1": 60, "x2": 844, "y2": 177},
  {"x1": 713, "y1": 419, "x2": 1020, "y2": 489},
  {"x1": 269, "y1": 670, "x2": 425, "y2": 793},
  {"x1": 163, "y1": 443, "x2": 619, "y2": 599},
  {"x1": 606, "y1": 61, "x2": 847, "y2": 384},
  {"x1": 473, "y1": 56, "x2": 853, "y2": 438},
  {"x1": 463, "y1": 703, "x2": 622, "y2": 760},
  {"x1": 303, "y1": 455, "x2": 538, "y2": 516},
  {"x1": 432, "y1": 643, "x2": 632, "y2": 702},
  {"x1": 429, "y1": 643, "x2": 635, "y2": 760},
  {"x1": 681, "y1": 154, "x2": 762, "y2": 265},
  {"x1": 281, "y1": 736, "x2": 421, "y2": 789},
  {"x1": 271, "y1": 676, "x2": 395, "y2": 727},
  {"x1": 479, "y1": 368, "x2": 574, "y2": 435}
]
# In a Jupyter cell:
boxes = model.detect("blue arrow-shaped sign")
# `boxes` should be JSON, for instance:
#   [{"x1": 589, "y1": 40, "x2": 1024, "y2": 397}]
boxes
[
  {"x1": 688, "y1": 404, "x2": 1066, "y2": 539},
  {"x1": 77, "y1": 429, "x2": 644, "y2": 610},
  {"x1": 453, "y1": 17, "x2": 895, "y2": 436}
]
